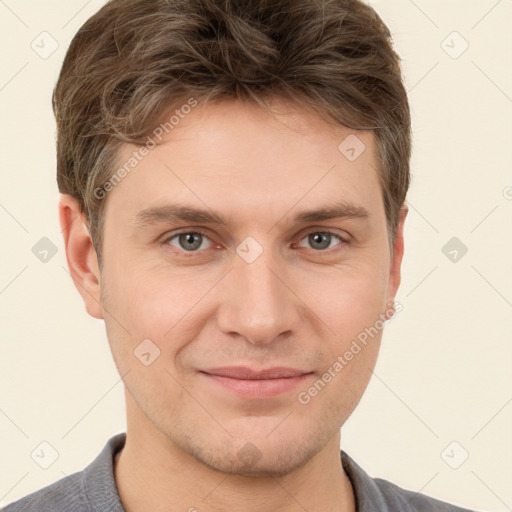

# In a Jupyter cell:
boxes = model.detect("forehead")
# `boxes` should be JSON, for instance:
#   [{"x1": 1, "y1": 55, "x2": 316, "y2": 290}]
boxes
[{"x1": 106, "y1": 98, "x2": 383, "y2": 227}]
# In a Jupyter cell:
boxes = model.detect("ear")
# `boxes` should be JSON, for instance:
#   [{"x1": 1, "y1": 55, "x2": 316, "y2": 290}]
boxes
[
  {"x1": 59, "y1": 194, "x2": 104, "y2": 319},
  {"x1": 385, "y1": 204, "x2": 408, "y2": 314}
]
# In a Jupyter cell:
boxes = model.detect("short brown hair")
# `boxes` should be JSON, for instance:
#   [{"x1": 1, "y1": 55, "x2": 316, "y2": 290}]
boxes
[{"x1": 53, "y1": 0, "x2": 411, "y2": 267}]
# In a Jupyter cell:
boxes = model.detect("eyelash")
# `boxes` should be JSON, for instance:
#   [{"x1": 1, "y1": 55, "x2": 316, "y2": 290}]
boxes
[{"x1": 161, "y1": 229, "x2": 350, "y2": 257}]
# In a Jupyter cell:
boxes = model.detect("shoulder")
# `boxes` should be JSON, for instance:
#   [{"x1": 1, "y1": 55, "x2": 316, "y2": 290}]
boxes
[
  {"x1": 341, "y1": 450, "x2": 477, "y2": 512},
  {"x1": 1, "y1": 471, "x2": 87, "y2": 512},
  {"x1": 372, "y1": 476, "x2": 476, "y2": 511},
  {"x1": 2, "y1": 433, "x2": 126, "y2": 512}
]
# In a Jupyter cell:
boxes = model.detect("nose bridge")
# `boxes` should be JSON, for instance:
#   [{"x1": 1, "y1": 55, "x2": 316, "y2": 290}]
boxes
[{"x1": 216, "y1": 241, "x2": 300, "y2": 345}]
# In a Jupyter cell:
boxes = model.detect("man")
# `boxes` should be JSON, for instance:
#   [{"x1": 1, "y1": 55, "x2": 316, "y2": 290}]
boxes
[{"x1": 3, "y1": 0, "x2": 478, "y2": 510}]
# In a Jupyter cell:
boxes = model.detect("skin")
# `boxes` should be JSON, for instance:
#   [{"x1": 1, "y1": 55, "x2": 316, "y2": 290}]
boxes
[{"x1": 59, "y1": 97, "x2": 407, "y2": 512}]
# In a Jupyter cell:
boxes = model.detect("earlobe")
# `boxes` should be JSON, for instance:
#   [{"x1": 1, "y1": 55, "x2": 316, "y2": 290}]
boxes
[
  {"x1": 385, "y1": 204, "x2": 408, "y2": 311},
  {"x1": 58, "y1": 194, "x2": 104, "y2": 320}
]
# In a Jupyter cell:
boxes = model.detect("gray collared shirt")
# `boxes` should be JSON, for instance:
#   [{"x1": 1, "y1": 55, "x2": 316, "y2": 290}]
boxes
[{"x1": 2, "y1": 433, "x2": 477, "y2": 511}]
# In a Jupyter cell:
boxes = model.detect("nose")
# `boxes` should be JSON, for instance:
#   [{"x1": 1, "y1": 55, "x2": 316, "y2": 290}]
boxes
[{"x1": 215, "y1": 245, "x2": 304, "y2": 346}]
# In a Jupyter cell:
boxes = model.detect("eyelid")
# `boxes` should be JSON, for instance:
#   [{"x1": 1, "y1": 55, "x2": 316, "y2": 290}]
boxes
[{"x1": 296, "y1": 226, "x2": 351, "y2": 242}]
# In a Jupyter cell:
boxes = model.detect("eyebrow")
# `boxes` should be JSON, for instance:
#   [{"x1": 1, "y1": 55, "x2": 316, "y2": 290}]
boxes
[{"x1": 133, "y1": 201, "x2": 370, "y2": 228}]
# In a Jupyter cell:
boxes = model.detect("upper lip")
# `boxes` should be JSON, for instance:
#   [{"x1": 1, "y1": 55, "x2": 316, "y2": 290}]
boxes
[{"x1": 200, "y1": 366, "x2": 311, "y2": 380}]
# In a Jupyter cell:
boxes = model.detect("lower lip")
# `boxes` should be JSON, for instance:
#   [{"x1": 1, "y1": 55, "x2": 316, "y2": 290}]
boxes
[{"x1": 200, "y1": 372, "x2": 313, "y2": 399}]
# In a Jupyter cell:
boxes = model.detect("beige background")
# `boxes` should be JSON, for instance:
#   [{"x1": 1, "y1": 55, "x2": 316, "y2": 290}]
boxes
[{"x1": 1, "y1": 0, "x2": 511, "y2": 510}]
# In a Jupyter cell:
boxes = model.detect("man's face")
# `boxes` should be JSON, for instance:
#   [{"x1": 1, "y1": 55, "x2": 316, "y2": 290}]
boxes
[{"x1": 92, "y1": 98, "x2": 404, "y2": 475}]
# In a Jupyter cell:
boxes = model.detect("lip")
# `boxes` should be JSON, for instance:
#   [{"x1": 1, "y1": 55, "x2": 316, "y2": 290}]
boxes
[{"x1": 199, "y1": 366, "x2": 314, "y2": 399}]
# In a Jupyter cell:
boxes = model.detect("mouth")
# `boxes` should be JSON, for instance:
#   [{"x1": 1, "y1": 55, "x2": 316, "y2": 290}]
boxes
[{"x1": 198, "y1": 366, "x2": 314, "y2": 399}]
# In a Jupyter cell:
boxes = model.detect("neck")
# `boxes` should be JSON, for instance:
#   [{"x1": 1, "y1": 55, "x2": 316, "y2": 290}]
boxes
[{"x1": 114, "y1": 399, "x2": 356, "y2": 512}]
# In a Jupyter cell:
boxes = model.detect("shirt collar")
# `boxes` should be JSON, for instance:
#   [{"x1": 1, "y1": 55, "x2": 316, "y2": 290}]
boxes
[
  {"x1": 81, "y1": 432, "x2": 126, "y2": 512},
  {"x1": 341, "y1": 449, "x2": 392, "y2": 512}
]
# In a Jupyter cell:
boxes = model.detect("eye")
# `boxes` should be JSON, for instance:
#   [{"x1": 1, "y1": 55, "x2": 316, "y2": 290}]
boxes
[
  {"x1": 296, "y1": 231, "x2": 347, "y2": 251},
  {"x1": 161, "y1": 228, "x2": 349, "y2": 257},
  {"x1": 163, "y1": 230, "x2": 214, "y2": 253}
]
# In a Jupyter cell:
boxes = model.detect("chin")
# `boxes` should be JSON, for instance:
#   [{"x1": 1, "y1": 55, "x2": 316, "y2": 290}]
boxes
[
  {"x1": 180, "y1": 428, "x2": 325, "y2": 477},
  {"x1": 200, "y1": 447, "x2": 310, "y2": 477}
]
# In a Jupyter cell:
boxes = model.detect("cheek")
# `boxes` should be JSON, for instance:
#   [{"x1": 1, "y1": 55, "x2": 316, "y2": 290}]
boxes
[
  {"x1": 100, "y1": 269, "x2": 188, "y2": 404},
  {"x1": 105, "y1": 260, "x2": 200, "y2": 331},
  {"x1": 300, "y1": 259, "x2": 387, "y2": 394},
  {"x1": 302, "y1": 260, "x2": 388, "y2": 334},
  {"x1": 101, "y1": 263, "x2": 220, "y2": 379}
]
